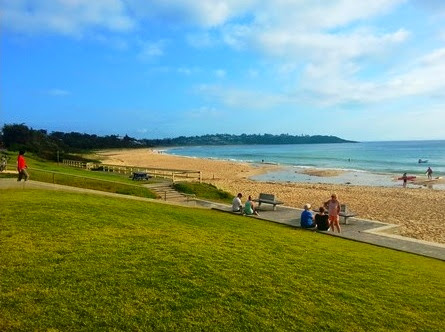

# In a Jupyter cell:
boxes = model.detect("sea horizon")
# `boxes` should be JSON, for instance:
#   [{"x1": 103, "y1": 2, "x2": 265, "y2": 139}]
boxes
[{"x1": 164, "y1": 140, "x2": 445, "y2": 189}]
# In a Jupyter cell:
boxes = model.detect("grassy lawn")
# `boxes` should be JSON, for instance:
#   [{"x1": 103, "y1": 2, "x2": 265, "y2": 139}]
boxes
[
  {"x1": 1, "y1": 189, "x2": 444, "y2": 331},
  {"x1": 1, "y1": 152, "x2": 158, "y2": 199},
  {"x1": 2, "y1": 150, "x2": 161, "y2": 184}
]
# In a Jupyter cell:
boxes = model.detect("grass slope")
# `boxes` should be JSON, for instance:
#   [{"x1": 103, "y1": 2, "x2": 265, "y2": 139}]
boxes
[
  {"x1": 1, "y1": 189, "x2": 444, "y2": 331},
  {"x1": 1, "y1": 151, "x2": 158, "y2": 199}
]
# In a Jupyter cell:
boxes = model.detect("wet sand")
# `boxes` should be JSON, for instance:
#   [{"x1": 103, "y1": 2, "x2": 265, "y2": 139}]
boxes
[
  {"x1": 96, "y1": 148, "x2": 445, "y2": 244},
  {"x1": 301, "y1": 169, "x2": 345, "y2": 177}
]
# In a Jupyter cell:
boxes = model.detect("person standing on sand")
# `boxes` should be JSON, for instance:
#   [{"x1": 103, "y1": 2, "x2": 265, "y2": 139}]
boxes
[
  {"x1": 401, "y1": 172, "x2": 408, "y2": 188},
  {"x1": 426, "y1": 167, "x2": 433, "y2": 180},
  {"x1": 325, "y1": 193, "x2": 341, "y2": 233},
  {"x1": 17, "y1": 150, "x2": 29, "y2": 181},
  {"x1": 232, "y1": 193, "x2": 243, "y2": 213}
]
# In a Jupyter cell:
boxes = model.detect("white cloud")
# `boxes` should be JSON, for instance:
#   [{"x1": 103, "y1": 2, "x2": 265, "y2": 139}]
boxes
[
  {"x1": 138, "y1": 40, "x2": 167, "y2": 59},
  {"x1": 186, "y1": 32, "x2": 217, "y2": 48},
  {"x1": 178, "y1": 67, "x2": 192, "y2": 75},
  {"x1": 214, "y1": 69, "x2": 226, "y2": 78},
  {"x1": 46, "y1": 88, "x2": 71, "y2": 96},
  {"x1": 186, "y1": 106, "x2": 222, "y2": 118},
  {"x1": 126, "y1": 0, "x2": 256, "y2": 27},
  {"x1": 301, "y1": 47, "x2": 445, "y2": 105},
  {"x1": 195, "y1": 46, "x2": 445, "y2": 110},
  {"x1": 251, "y1": 28, "x2": 409, "y2": 61},
  {"x1": 0, "y1": 0, "x2": 135, "y2": 36},
  {"x1": 196, "y1": 84, "x2": 291, "y2": 110},
  {"x1": 256, "y1": 0, "x2": 405, "y2": 30}
]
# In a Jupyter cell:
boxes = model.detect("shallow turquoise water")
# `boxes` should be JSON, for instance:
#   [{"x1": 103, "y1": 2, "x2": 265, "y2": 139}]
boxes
[{"x1": 167, "y1": 141, "x2": 445, "y2": 176}]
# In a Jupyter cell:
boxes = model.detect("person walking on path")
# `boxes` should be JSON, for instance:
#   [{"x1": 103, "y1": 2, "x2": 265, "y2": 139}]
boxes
[
  {"x1": 17, "y1": 150, "x2": 29, "y2": 181},
  {"x1": 325, "y1": 193, "x2": 341, "y2": 233},
  {"x1": 426, "y1": 167, "x2": 433, "y2": 180}
]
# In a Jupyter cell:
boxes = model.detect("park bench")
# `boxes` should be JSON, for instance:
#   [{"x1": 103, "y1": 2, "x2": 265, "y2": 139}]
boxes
[
  {"x1": 315, "y1": 204, "x2": 356, "y2": 224},
  {"x1": 132, "y1": 172, "x2": 150, "y2": 181},
  {"x1": 339, "y1": 204, "x2": 356, "y2": 224},
  {"x1": 253, "y1": 193, "x2": 284, "y2": 210}
]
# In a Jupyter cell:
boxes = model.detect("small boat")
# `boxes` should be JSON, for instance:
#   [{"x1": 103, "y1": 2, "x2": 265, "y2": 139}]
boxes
[{"x1": 418, "y1": 159, "x2": 428, "y2": 163}]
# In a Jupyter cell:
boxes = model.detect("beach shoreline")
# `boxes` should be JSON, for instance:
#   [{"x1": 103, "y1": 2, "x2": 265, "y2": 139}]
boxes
[{"x1": 95, "y1": 148, "x2": 445, "y2": 244}]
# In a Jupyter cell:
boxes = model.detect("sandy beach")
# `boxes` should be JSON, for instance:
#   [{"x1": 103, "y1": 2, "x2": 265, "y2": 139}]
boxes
[{"x1": 96, "y1": 148, "x2": 445, "y2": 244}]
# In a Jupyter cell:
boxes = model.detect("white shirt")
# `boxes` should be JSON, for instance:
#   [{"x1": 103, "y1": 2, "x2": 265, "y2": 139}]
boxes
[{"x1": 232, "y1": 196, "x2": 242, "y2": 211}]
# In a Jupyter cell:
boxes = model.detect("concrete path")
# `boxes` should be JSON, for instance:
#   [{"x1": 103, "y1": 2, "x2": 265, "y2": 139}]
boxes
[
  {"x1": 2, "y1": 178, "x2": 444, "y2": 261},
  {"x1": 208, "y1": 202, "x2": 445, "y2": 261}
]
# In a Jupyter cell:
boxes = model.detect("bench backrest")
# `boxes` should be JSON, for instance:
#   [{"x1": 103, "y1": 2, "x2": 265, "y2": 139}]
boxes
[
  {"x1": 340, "y1": 204, "x2": 347, "y2": 213},
  {"x1": 259, "y1": 193, "x2": 276, "y2": 201}
]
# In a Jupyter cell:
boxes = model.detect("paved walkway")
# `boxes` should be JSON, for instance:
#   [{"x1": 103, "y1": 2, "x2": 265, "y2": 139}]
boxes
[
  {"x1": 206, "y1": 202, "x2": 445, "y2": 261},
  {"x1": 2, "y1": 178, "x2": 444, "y2": 261}
]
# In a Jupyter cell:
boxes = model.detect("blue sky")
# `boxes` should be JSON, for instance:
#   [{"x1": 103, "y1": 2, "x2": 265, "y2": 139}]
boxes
[{"x1": 1, "y1": 0, "x2": 445, "y2": 141}]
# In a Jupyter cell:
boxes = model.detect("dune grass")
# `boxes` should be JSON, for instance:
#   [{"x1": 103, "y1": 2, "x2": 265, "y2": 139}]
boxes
[
  {"x1": 173, "y1": 181, "x2": 233, "y2": 203},
  {"x1": 1, "y1": 189, "x2": 444, "y2": 331}
]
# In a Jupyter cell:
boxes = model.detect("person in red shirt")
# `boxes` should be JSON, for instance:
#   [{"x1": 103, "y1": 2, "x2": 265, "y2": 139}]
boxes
[{"x1": 17, "y1": 150, "x2": 29, "y2": 181}]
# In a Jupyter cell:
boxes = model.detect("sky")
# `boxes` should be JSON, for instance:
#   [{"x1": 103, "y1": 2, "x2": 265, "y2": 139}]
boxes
[{"x1": 1, "y1": 0, "x2": 445, "y2": 141}]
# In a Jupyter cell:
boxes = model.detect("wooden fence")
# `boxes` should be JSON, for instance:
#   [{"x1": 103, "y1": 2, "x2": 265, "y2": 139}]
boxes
[{"x1": 63, "y1": 160, "x2": 202, "y2": 183}]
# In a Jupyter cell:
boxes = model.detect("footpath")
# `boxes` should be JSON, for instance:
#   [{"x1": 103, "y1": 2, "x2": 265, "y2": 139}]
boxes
[{"x1": 2, "y1": 178, "x2": 444, "y2": 261}]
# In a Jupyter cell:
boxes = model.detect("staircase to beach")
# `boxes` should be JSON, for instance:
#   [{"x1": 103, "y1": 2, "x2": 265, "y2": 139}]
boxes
[{"x1": 143, "y1": 181, "x2": 194, "y2": 203}]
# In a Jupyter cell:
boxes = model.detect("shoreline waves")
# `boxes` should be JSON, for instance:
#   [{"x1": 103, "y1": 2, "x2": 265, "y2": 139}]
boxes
[{"x1": 96, "y1": 148, "x2": 445, "y2": 244}]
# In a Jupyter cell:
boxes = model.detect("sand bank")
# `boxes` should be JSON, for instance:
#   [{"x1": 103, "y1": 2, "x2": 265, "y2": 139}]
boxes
[
  {"x1": 301, "y1": 169, "x2": 345, "y2": 177},
  {"x1": 96, "y1": 148, "x2": 445, "y2": 244}
]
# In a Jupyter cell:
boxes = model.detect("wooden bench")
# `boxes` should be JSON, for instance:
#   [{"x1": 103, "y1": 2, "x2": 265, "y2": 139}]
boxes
[
  {"x1": 132, "y1": 172, "x2": 150, "y2": 181},
  {"x1": 253, "y1": 193, "x2": 284, "y2": 210}
]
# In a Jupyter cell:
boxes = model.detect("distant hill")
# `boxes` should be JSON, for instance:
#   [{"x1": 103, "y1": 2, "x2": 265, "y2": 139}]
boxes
[
  {"x1": 141, "y1": 134, "x2": 356, "y2": 146},
  {"x1": 0, "y1": 123, "x2": 356, "y2": 161}
]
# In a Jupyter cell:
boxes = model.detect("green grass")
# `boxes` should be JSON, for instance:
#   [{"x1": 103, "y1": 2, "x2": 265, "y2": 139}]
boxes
[
  {"x1": 1, "y1": 189, "x2": 444, "y2": 330},
  {"x1": 2, "y1": 150, "x2": 158, "y2": 184},
  {"x1": 173, "y1": 181, "x2": 233, "y2": 203},
  {"x1": 1, "y1": 151, "x2": 158, "y2": 199},
  {"x1": 31, "y1": 168, "x2": 158, "y2": 199}
]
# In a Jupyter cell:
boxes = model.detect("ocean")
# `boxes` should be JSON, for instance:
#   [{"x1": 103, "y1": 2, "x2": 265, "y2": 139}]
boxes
[{"x1": 165, "y1": 140, "x2": 445, "y2": 188}]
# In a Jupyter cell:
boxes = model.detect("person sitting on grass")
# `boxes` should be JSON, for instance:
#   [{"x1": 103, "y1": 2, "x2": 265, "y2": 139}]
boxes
[
  {"x1": 244, "y1": 195, "x2": 259, "y2": 216},
  {"x1": 300, "y1": 203, "x2": 316, "y2": 229},
  {"x1": 315, "y1": 206, "x2": 330, "y2": 231},
  {"x1": 232, "y1": 193, "x2": 243, "y2": 213}
]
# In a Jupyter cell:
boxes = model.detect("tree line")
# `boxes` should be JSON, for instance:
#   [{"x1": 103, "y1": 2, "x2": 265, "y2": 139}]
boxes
[{"x1": 0, "y1": 123, "x2": 355, "y2": 161}]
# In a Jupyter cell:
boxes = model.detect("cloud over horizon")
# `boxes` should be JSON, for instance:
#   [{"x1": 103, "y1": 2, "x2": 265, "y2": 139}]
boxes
[{"x1": 1, "y1": 0, "x2": 445, "y2": 140}]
